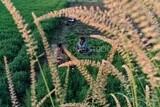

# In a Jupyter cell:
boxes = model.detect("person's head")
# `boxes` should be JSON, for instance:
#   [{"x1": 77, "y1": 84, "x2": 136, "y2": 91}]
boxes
[
  {"x1": 57, "y1": 43, "x2": 63, "y2": 50},
  {"x1": 79, "y1": 37, "x2": 85, "y2": 44}
]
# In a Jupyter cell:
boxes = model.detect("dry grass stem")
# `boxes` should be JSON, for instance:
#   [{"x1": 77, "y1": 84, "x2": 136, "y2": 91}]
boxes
[
  {"x1": 1, "y1": 0, "x2": 38, "y2": 106},
  {"x1": 110, "y1": 94, "x2": 121, "y2": 107},
  {"x1": 4, "y1": 56, "x2": 20, "y2": 107}
]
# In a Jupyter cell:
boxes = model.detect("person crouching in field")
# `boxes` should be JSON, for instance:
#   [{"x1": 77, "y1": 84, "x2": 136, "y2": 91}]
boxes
[
  {"x1": 54, "y1": 43, "x2": 75, "y2": 72},
  {"x1": 54, "y1": 43, "x2": 68, "y2": 65},
  {"x1": 76, "y1": 37, "x2": 89, "y2": 53}
]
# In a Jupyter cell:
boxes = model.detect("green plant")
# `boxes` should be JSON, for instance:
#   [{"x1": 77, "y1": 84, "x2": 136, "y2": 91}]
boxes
[{"x1": 1, "y1": 0, "x2": 160, "y2": 106}]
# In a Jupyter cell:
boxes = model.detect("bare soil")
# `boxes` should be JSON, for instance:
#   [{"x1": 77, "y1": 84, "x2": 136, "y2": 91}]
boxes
[{"x1": 51, "y1": 2, "x2": 104, "y2": 50}]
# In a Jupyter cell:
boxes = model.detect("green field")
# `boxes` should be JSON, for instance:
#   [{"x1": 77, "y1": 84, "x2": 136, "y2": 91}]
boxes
[
  {"x1": 0, "y1": 0, "x2": 160, "y2": 107},
  {"x1": 0, "y1": 0, "x2": 68, "y2": 106}
]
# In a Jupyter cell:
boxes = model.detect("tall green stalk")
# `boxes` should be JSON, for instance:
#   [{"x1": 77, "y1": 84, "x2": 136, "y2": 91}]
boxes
[
  {"x1": 126, "y1": 53, "x2": 138, "y2": 107},
  {"x1": 36, "y1": 56, "x2": 55, "y2": 107}
]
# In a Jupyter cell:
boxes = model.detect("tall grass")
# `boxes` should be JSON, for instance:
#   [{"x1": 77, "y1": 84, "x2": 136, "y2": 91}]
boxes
[
  {"x1": 1, "y1": 0, "x2": 160, "y2": 106},
  {"x1": 0, "y1": 0, "x2": 68, "y2": 106}
]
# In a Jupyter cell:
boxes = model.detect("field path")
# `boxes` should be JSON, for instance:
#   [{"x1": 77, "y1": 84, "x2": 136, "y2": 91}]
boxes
[{"x1": 51, "y1": 2, "x2": 104, "y2": 51}]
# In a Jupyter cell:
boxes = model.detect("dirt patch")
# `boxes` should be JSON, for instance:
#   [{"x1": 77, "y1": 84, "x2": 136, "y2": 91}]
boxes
[{"x1": 51, "y1": 2, "x2": 104, "y2": 50}]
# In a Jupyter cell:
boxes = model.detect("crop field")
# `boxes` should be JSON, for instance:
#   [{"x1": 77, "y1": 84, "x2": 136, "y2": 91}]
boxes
[
  {"x1": 0, "y1": 0, "x2": 160, "y2": 107},
  {"x1": 0, "y1": 0, "x2": 68, "y2": 106}
]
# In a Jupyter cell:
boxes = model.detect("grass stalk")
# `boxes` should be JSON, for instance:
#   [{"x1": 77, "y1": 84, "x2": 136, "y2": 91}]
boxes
[
  {"x1": 126, "y1": 53, "x2": 138, "y2": 107},
  {"x1": 36, "y1": 56, "x2": 55, "y2": 107}
]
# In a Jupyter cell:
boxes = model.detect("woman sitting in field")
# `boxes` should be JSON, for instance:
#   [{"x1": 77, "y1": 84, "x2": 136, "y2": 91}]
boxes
[
  {"x1": 54, "y1": 43, "x2": 68, "y2": 64},
  {"x1": 54, "y1": 43, "x2": 75, "y2": 72}
]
